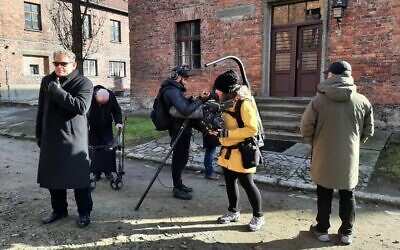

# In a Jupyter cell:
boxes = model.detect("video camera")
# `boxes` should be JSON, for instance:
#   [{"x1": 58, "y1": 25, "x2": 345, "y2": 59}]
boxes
[{"x1": 202, "y1": 99, "x2": 234, "y2": 130}]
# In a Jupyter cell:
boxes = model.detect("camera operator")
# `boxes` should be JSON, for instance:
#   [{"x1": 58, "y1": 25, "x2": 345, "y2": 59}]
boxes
[
  {"x1": 160, "y1": 66, "x2": 204, "y2": 200},
  {"x1": 209, "y1": 70, "x2": 265, "y2": 232}
]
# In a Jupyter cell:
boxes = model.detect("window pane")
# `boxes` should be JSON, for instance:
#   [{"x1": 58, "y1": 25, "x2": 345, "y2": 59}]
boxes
[
  {"x1": 33, "y1": 19, "x2": 39, "y2": 30},
  {"x1": 275, "y1": 31, "x2": 292, "y2": 51},
  {"x1": 302, "y1": 28, "x2": 319, "y2": 49},
  {"x1": 273, "y1": 5, "x2": 288, "y2": 25},
  {"x1": 179, "y1": 41, "x2": 190, "y2": 56},
  {"x1": 31, "y1": 4, "x2": 39, "y2": 13},
  {"x1": 192, "y1": 55, "x2": 201, "y2": 69},
  {"x1": 275, "y1": 53, "x2": 291, "y2": 71},
  {"x1": 192, "y1": 40, "x2": 200, "y2": 55},
  {"x1": 306, "y1": 0, "x2": 321, "y2": 21},
  {"x1": 289, "y1": 2, "x2": 306, "y2": 24},
  {"x1": 24, "y1": 3, "x2": 30, "y2": 11},
  {"x1": 192, "y1": 21, "x2": 200, "y2": 36},
  {"x1": 178, "y1": 23, "x2": 190, "y2": 37}
]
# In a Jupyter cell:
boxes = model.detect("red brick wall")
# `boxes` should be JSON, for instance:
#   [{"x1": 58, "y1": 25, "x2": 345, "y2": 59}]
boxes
[
  {"x1": 328, "y1": 0, "x2": 400, "y2": 104},
  {"x1": 0, "y1": 0, "x2": 129, "y2": 91},
  {"x1": 129, "y1": 0, "x2": 264, "y2": 101}
]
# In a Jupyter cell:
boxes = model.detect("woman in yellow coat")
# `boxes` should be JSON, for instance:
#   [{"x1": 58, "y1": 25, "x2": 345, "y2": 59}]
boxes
[{"x1": 211, "y1": 70, "x2": 265, "y2": 232}]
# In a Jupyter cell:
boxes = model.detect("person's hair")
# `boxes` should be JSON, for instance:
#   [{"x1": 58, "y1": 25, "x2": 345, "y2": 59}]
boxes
[
  {"x1": 342, "y1": 70, "x2": 352, "y2": 76},
  {"x1": 53, "y1": 50, "x2": 76, "y2": 62}
]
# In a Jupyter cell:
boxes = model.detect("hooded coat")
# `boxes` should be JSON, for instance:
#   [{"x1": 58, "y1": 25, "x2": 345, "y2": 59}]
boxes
[
  {"x1": 300, "y1": 74, "x2": 374, "y2": 189},
  {"x1": 217, "y1": 86, "x2": 259, "y2": 174},
  {"x1": 36, "y1": 70, "x2": 93, "y2": 189}
]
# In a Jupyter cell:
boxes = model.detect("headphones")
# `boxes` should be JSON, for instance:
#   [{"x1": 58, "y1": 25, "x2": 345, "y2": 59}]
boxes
[
  {"x1": 170, "y1": 68, "x2": 179, "y2": 80},
  {"x1": 170, "y1": 65, "x2": 189, "y2": 80}
]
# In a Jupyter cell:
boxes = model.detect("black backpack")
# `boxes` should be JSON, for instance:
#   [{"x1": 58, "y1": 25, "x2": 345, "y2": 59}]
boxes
[{"x1": 150, "y1": 86, "x2": 173, "y2": 131}]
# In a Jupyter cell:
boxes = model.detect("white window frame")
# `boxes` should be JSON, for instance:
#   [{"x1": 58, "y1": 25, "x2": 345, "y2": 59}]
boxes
[
  {"x1": 83, "y1": 59, "x2": 98, "y2": 76},
  {"x1": 109, "y1": 61, "x2": 125, "y2": 77}
]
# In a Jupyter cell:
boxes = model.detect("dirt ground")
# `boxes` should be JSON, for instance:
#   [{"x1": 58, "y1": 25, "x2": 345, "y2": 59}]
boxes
[{"x1": 0, "y1": 136, "x2": 399, "y2": 250}]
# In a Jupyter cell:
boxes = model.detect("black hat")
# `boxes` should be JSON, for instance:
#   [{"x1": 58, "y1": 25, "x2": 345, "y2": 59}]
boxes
[
  {"x1": 171, "y1": 66, "x2": 190, "y2": 78},
  {"x1": 325, "y1": 61, "x2": 352, "y2": 75},
  {"x1": 213, "y1": 70, "x2": 240, "y2": 93}
]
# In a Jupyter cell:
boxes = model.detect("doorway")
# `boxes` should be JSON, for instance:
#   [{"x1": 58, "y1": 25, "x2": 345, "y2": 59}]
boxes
[{"x1": 269, "y1": 1, "x2": 323, "y2": 97}]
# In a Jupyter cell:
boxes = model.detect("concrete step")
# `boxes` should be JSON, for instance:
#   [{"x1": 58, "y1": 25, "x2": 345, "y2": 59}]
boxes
[
  {"x1": 264, "y1": 121, "x2": 300, "y2": 132},
  {"x1": 257, "y1": 103, "x2": 307, "y2": 113},
  {"x1": 260, "y1": 111, "x2": 302, "y2": 122},
  {"x1": 255, "y1": 97, "x2": 311, "y2": 105},
  {"x1": 265, "y1": 130, "x2": 304, "y2": 142}
]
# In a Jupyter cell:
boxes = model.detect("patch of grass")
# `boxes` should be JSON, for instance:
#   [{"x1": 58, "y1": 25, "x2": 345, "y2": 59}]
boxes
[
  {"x1": 4, "y1": 114, "x2": 166, "y2": 147},
  {"x1": 116, "y1": 114, "x2": 167, "y2": 146},
  {"x1": 375, "y1": 142, "x2": 400, "y2": 181}
]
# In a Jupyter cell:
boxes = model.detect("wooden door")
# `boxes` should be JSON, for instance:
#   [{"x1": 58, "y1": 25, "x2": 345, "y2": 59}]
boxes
[
  {"x1": 270, "y1": 27, "x2": 297, "y2": 97},
  {"x1": 270, "y1": 24, "x2": 322, "y2": 97},
  {"x1": 296, "y1": 24, "x2": 322, "y2": 96}
]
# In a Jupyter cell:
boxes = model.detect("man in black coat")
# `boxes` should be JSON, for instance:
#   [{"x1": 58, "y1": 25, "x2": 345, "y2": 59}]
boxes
[
  {"x1": 160, "y1": 66, "x2": 203, "y2": 200},
  {"x1": 88, "y1": 85, "x2": 123, "y2": 181},
  {"x1": 36, "y1": 50, "x2": 93, "y2": 228}
]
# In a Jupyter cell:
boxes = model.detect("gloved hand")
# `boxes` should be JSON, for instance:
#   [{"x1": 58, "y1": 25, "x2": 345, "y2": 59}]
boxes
[
  {"x1": 116, "y1": 123, "x2": 123, "y2": 131},
  {"x1": 48, "y1": 80, "x2": 60, "y2": 93},
  {"x1": 218, "y1": 129, "x2": 229, "y2": 138}
]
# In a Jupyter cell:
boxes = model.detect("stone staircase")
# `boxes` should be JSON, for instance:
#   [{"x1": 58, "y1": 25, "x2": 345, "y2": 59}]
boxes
[{"x1": 255, "y1": 97, "x2": 311, "y2": 142}]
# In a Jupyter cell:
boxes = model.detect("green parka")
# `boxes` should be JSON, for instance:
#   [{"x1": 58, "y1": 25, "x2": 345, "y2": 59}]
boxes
[{"x1": 300, "y1": 74, "x2": 374, "y2": 189}]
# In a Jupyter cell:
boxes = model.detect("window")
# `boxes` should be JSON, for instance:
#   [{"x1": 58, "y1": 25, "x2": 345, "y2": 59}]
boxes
[
  {"x1": 110, "y1": 20, "x2": 121, "y2": 42},
  {"x1": 273, "y1": 0, "x2": 322, "y2": 26},
  {"x1": 24, "y1": 2, "x2": 41, "y2": 31},
  {"x1": 109, "y1": 61, "x2": 125, "y2": 77},
  {"x1": 29, "y1": 64, "x2": 39, "y2": 75},
  {"x1": 82, "y1": 14, "x2": 92, "y2": 39},
  {"x1": 83, "y1": 59, "x2": 97, "y2": 76},
  {"x1": 176, "y1": 20, "x2": 201, "y2": 69}
]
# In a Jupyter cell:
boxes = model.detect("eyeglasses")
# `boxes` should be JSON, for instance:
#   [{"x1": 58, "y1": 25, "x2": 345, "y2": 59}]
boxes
[{"x1": 53, "y1": 61, "x2": 73, "y2": 67}]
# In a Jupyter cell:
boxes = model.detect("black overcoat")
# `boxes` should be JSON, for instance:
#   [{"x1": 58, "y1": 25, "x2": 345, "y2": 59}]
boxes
[
  {"x1": 88, "y1": 85, "x2": 122, "y2": 146},
  {"x1": 35, "y1": 70, "x2": 93, "y2": 189}
]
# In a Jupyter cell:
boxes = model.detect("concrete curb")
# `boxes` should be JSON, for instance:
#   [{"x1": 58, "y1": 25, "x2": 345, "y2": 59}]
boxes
[{"x1": 126, "y1": 153, "x2": 400, "y2": 207}]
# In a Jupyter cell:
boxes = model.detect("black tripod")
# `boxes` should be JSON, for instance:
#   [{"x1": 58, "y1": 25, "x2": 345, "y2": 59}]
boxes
[{"x1": 134, "y1": 119, "x2": 190, "y2": 211}]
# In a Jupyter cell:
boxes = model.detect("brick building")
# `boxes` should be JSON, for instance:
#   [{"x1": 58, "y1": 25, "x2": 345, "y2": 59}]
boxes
[
  {"x1": 129, "y1": 0, "x2": 400, "y2": 131},
  {"x1": 0, "y1": 0, "x2": 129, "y2": 101}
]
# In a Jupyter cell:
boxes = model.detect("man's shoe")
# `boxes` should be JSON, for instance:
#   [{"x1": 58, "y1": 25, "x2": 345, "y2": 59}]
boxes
[
  {"x1": 248, "y1": 216, "x2": 265, "y2": 231},
  {"x1": 41, "y1": 212, "x2": 68, "y2": 224},
  {"x1": 179, "y1": 184, "x2": 193, "y2": 193},
  {"x1": 205, "y1": 173, "x2": 220, "y2": 180},
  {"x1": 105, "y1": 173, "x2": 114, "y2": 181},
  {"x1": 309, "y1": 224, "x2": 330, "y2": 242},
  {"x1": 338, "y1": 230, "x2": 353, "y2": 245},
  {"x1": 76, "y1": 215, "x2": 91, "y2": 228},
  {"x1": 173, "y1": 188, "x2": 193, "y2": 200},
  {"x1": 217, "y1": 211, "x2": 240, "y2": 224}
]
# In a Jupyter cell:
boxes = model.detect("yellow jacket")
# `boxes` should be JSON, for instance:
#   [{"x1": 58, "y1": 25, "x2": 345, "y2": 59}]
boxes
[{"x1": 217, "y1": 86, "x2": 259, "y2": 173}]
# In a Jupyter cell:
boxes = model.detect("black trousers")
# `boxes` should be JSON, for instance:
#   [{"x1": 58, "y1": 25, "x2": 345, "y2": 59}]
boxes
[
  {"x1": 222, "y1": 168, "x2": 263, "y2": 217},
  {"x1": 316, "y1": 185, "x2": 355, "y2": 235},
  {"x1": 171, "y1": 131, "x2": 191, "y2": 187},
  {"x1": 49, "y1": 187, "x2": 93, "y2": 216}
]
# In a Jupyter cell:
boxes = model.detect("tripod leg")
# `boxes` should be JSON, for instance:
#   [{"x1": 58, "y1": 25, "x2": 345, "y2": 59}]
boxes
[{"x1": 134, "y1": 119, "x2": 190, "y2": 211}]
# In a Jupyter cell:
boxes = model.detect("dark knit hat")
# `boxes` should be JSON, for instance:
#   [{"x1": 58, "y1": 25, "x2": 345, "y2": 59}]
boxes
[
  {"x1": 325, "y1": 61, "x2": 352, "y2": 75},
  {"x1": 213, "y1": 70, "x2": 240, "y2": 93}
]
